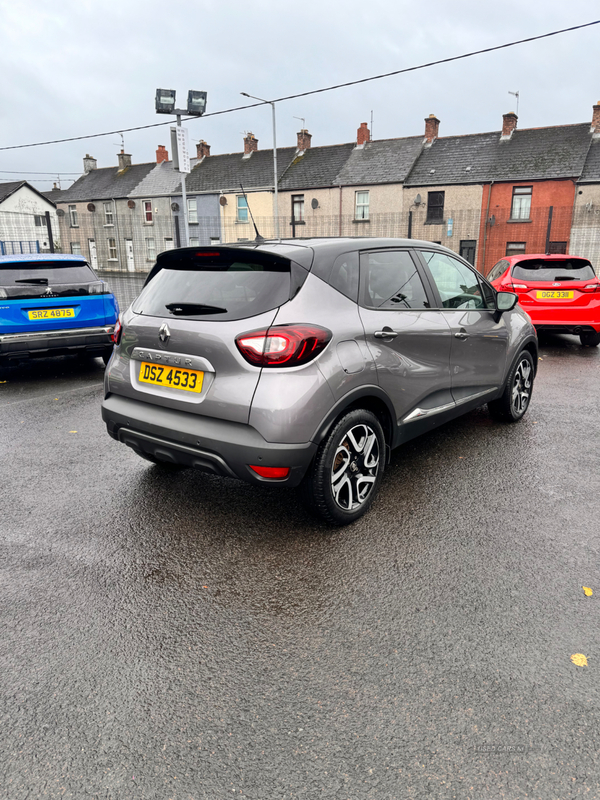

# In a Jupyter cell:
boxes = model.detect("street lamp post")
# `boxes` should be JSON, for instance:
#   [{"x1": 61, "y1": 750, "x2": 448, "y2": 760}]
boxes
[
  {"x1": 241, "y1": 93, "x2": 280, "y2": 239},
  {"x1": 155, "y1": 89, "x2": 207, "y2": 247}
]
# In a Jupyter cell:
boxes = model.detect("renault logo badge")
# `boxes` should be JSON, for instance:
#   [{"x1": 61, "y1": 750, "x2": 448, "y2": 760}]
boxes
[{"x1": 158, "y1": 323, "x2": 171, "y2": 343}]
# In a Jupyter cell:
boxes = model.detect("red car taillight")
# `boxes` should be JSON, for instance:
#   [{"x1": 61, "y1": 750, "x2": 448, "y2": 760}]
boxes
[
  {"x1": 235, "y1": 324, "x2": 332, "y2": 367},
  {"x1": 579, "y1": 284, "x2": 600, "y2": 293},
  {"x1": 112, "y1": 316, "x2": 122, "y2": 345},
  {"x1": 249, "y1": 465, "x2": 290, "y2": 480}
]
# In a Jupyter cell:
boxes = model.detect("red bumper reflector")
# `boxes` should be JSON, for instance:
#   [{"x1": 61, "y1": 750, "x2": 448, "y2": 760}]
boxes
[{"x1": 249, "y1": 465, "x2": 290, "y2": 479}]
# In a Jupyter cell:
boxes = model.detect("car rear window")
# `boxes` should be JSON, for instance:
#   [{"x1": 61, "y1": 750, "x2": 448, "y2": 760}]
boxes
[
  {"x1": 512, "y1": 258, "x2": 595, "y2": 282},
  {"x1": 0, "y1": 260, "x2": 107, "y2": 299},
  {"x1": 133, "y1": 248, "x2": 306, "y2": 322}
]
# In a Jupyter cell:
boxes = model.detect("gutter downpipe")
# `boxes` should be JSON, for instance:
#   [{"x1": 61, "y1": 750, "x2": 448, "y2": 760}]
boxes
[
  {"x1": 481, "y1": 181, "x2": 493, "y2": 274},
  {"x1": 339, "y1": 185, "x2": 343, "y2": 237}
]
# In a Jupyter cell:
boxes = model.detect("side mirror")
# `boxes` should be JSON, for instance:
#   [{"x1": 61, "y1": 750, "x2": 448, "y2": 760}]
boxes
[{"x1": 496, "y1": 291, "x2": 518, "y2": 312}]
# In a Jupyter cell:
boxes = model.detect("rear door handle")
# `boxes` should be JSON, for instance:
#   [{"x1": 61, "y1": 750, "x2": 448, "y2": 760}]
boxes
[
  {"x1": 454, "y1": 329, "x2": 469, "y2": 340},
  {"x1": 374, "y1": 328, "x2": 398, "y2": 339}
]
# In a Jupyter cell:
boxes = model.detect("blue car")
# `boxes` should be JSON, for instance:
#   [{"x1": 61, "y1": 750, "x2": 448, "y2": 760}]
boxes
[{"x1": 0, "y1": 253, "x2": 119, "y2": 365}]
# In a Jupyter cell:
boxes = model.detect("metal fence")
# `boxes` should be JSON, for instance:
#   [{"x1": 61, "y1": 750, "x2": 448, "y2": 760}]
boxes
[{"x1": 2, "y1": 205, "x2": 600, "y2": 277}]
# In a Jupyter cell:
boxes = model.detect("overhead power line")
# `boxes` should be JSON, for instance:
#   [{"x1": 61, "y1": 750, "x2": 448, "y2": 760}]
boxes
[{"x1": 0, "y1": 19, "x2": 598, "y2": 153}]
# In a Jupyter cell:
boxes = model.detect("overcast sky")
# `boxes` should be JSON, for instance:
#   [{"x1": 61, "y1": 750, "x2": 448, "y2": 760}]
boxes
[{"x1": 1, "y1": 0, "x2": 598, "y2": 191}]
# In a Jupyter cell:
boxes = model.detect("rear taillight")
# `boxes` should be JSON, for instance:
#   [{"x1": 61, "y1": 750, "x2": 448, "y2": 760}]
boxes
[
  {"x1": 235, "y1": 324, "x2": 332, "y2": 367},
  {"x1": 112, "y1": 316, "x2": 122, "y2": 345},
  {"x1": 579, "y1": 284, "x2": 600, "y2": 293},
  {"x1": 249, "y1": 465, "x2": 290, "y2": 480},
  {"x1": 510, "y1": 284, "x2": 528, "y2": 290}
]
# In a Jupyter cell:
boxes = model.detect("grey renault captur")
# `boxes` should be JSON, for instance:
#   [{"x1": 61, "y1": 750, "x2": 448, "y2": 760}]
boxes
[{"x1": 101, "y1": 239, "x2": 537, "y2": 525}]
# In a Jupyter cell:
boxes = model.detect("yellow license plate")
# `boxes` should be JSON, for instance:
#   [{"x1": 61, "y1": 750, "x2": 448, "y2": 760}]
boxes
[
  {"x1": 28, "y1": 308, "x2": 75, "y2": 320},
  {"x1": 139, "y1": 362, "x2": 204, "y2": 393},
  {"x1": 536, "y1": 290, "x2": 574, "y2": 300}
]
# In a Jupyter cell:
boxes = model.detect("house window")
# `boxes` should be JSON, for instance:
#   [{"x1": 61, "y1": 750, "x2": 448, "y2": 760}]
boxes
[
  {"x1": 510, "y1": 186, "x2": 532, "y2": 220},
  {"x1": 292, "y1": 194, "x2": 305, "y2": 223},
  {"x1": 143, "y1": 201, "x2": 153, "y2": 224},
  {"x1": 237, "y1": 196, "x2": 248, "y2": 223},
  {"x1": 164, "y1": 237, "x2": 174, "y2": 250},
  {"x1": 69, "y1": 205, "x2": 78, "y2": 227},
  {"x1": 104, "y1": 202, "x2": 114, "y2": 226},
  {"x1": 70, "y1": 242, "x2": 82, "y2": 255},
  {"x1": 107, "y1": 238, "x2": 117, "y2": 260},
  {"x1": 506, "y1": 241, "x2": 526, "y2": 257},
  {"x1": 548, "y1": 241, "x2": 567, "y2": 254},
  {"x1": 187, "y1": 198, "x2": 198, "y2": 224},
  {"x1": 355, "y1": 191, "x2": 370, "y2": 220},
  {"x1": 189, "y1": 237, "x2": 199, "y2": 247},
  {"x1": 210, "y1": 237, "x2": 220, "y2": 245},
  {"x1": 146, "y1": 238, "x2": 156, "y2": 261},
  {"x1": 34, "y1": 214, "x2": 44, "y2": 227},
  {"x1": 426, "y1": 191, "x2": 445, "y2": 223}
]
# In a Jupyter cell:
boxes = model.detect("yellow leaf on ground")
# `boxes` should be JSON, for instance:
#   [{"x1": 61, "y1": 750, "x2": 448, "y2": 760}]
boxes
[
  {"x1": 583, "y1": 586, "x2": 593, "y2": 597},
  {"x1": 69, "y1": 430, "x2": 78, "y2": 433},
  {"x1": 571, "y1": 653, "x2": 588, "y2": 667}
]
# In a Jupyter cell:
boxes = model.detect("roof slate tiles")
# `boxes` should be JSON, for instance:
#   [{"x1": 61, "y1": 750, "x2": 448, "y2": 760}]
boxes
[
  {"x1": 185, "y1": 148, "x2": 297, "y2": 194},
  {"x1": 579, "y1": 139, "x2": 600, "y2": 183},
  {"x1": 334, "y1": 137, "x2": 423, "y2": 185},
  {"x1": 405, "y1": 123, "x2": 593, "y2": 186},
  {"x1": 57, "y1": 162, "x2": 156, "y2": 202},
  {"x1": 279, "y1": 143, "x2": 355, "y2": 190}
]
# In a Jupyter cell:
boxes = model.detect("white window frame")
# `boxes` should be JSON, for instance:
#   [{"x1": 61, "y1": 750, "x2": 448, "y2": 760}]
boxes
[
  {"x1": 69, "y1": 205, "x2": 78, "y2": 227},
  {"x1": 187, "y1": 197, "x2": 198, "y2": 224},
  {"x1": 189, "y1": 237, "x2": 199, "y2": 247},
  {"x1": 103, "y1": 202, "x2": 114, "y2": 226},
  {"x1": 70, "y1": 242, "x2": 82, "y2": 255},
  {"x1": 236, "y1": 195, "x2": 248, "y2": 223},
  {"x1": 355, "y1": 190, "x2": 370, "y2": 221},
  {"x1": 107, "y1": 238, "x2": 118, "y2": 260},
  {"x1": 164, "y1": 237, "x2": 175, "y2": 250},
  {"x1": 510, "y1": 186, "x2": 532, "y2": 220},
  {"x1": 143, "y1": 200, "x2": 153, "y2": 225},
  {"x1": 146, "y1": 237, "x2": 156, "y2": 261}
]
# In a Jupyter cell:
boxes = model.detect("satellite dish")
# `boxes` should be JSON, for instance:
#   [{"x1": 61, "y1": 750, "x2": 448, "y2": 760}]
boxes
[
  {"x1": 414, "y1": 194, "x2": 422, "y2": 206},
  {"x1": 56, "y1": 208, "x2": 65, "y2": 217},
  {"x1": 219, "y1": 195, "x2": 227, "y2": 206},
  {"x1": 171, "y1": 202, "x2": 179, "y2": 212},
  {"x1": 311, "y1": 198, "x2": 319, "y2": 209},
  {"x1": 87, "y1": 203, "x2": 96, "y2": 212},
  {"x1": 127, "y1": 200, "x2": 136, "y2": 209},
  {"x1": 489, "y1": 215, "x2": 496, "y2": 227}
]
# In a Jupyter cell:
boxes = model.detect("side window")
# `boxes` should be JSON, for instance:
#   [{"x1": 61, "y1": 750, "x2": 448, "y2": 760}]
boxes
[
  {"x1": 329, "y1": 251, "x2": 359, "y2": 301},
  {"x1": 479, "y1": 277, "x2": 496, "y2": 307},
  {"x1": 421, "y1": 251, "x2": 488, "y2": 309},
  {"x1": 361, "y1": 250, "x2": 430, "y2": 309},
  {"x1": 487, "y1": 260, "x2": 508, "y2": 282}
]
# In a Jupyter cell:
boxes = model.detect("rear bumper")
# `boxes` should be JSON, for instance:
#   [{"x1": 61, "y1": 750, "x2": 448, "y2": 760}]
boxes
[
  {"x1": 534, "y1": 323, "x2": 600, "y2": 334},
  {"x1": 101, "y1": 393, "x2": 317, "y2": 487},
  {"x1": 0, "y1": 325, "x2": 114, "y2": 359}
]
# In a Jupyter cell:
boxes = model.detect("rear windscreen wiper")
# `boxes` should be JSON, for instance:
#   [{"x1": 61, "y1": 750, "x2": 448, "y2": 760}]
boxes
[
  {"x1": 14, "y1": 278, "x2": 49, "y2": 285},
  {"x1": 553, "y1": 276, "x2": 576, "y2": 281},
  {"x1": 165, "y1": 302, "x2": 227, "y2": 315}
]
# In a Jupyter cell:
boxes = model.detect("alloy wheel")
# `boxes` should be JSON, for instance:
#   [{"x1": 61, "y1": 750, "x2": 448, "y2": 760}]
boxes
[
  {"x1": 331, "y1": 424, "x2": 380, "y2": 511},
  {"x1": 511, "y1": 358, "x2": 532, "y2": 417}
]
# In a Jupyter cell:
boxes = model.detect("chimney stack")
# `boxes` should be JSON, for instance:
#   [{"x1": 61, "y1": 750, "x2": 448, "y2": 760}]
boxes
[
  {"x1": 424, "y1": 114, "x2": 440, "y2": 146},
  {"x1": 243, "y1": 132, "x2": 258, "y2": 155},
  {"x1": 156, "y1": 145, "x2": 169, "y2": 164},
  {"x1": 501, "y1": 112, "x2": 518, "y2": 141},
  {"x1": 83, "y1": 154, "x2": 97, "y2": 173},
  {"x1": 591, "y1": 102, "x2": 600, "y2": 137},
  {"x1": 117, "y1": 150, "x2": 132, "y2": 170},
  {"x1": 297, "y1": 129, "x2": 312, "y2": 151},
  {"x1": 357, "y1": 122, "x2": 370, "y2": 145},
  {"x1": 196, "y1": 140, "x2": 211, "y2": 159}
]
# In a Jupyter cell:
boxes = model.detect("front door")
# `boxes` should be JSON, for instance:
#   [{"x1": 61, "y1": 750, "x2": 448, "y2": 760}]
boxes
[
  {"x1": 358, "y1": 249, "x2": 453, "y2": 426},
  {"x1": 88, "y1": 239, "x2": 98, "y2": 270},
  {"x1": 417, "y1": 250, "x2": 509, "y2": 404},
  {"x1": 459, "y1": 239, "x2": 477, "y2": 266},
  {"x1": 125, "y1": 239, "x2": 135, "y2": 272}
]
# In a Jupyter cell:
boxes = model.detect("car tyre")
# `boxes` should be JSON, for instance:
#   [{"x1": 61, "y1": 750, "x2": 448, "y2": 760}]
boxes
[
  {"x1": 488, "y1": 350, "x2": 535, "y2": 423},
  {"x1": 300, "y1": 409, "x2": 385, "y2": 525},
  {"x1": 102, "y1": 350, "x2": 113, "y2": 365},
  {"x1": 580, "y1": 331, "x2": 600, "y2": 347}
]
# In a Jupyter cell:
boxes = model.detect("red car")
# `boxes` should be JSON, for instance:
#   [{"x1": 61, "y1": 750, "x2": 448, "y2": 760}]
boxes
[{"x1": 486, "y1": 254, "x2": 600, "y2": 346}]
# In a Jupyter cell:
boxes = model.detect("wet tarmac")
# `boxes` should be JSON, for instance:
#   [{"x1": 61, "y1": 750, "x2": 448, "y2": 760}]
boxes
[{"x1": 1, "y1": 333, "x2": 599, "y2": 799}]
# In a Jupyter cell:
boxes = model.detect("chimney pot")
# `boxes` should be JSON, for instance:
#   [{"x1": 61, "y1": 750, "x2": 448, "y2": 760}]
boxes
[
  {"x1": 357, "y1": 122, "x2": 370, "y2": 145},
  {"x1": 118, "y1": 152, "x2": 132, "y2": 170},
  {"x1": 83, "y1": 154, "x2": 97, "y2": 173},
  {"x1": 501, "y1": 112, "x2": 518, "y2": 140},
  {"x1": 424, "y1": 114, "x2": 440, "y2": 145},
  {"x1": 297, "y1": 129, "x2": 312, "y2": 151},
  {"x1": 244, "y1": 132, "x2": 258, "y2": 155},
  {"x1": 196, "y1": 140, "x2": 211, "y2": 159},
  {"x1": 591, "y1": 102, "x2": 600, "y2": 136},
  {"x1": 156, "y1": 145, "x2": 169, "y2": 164}
]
